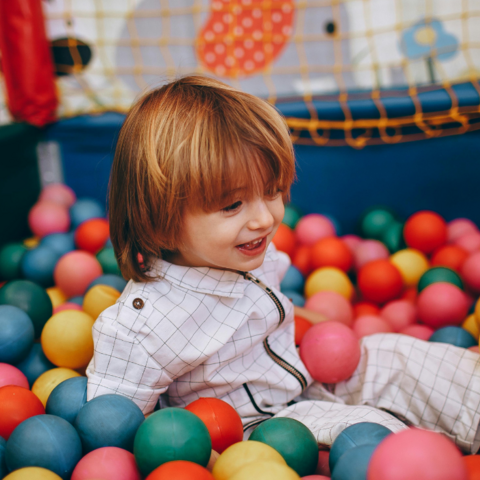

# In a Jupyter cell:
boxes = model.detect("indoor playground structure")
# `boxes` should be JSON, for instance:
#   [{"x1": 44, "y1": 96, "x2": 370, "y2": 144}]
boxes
[{"x1": 1, "y1": 0, "x2": 480, "y2": 479}]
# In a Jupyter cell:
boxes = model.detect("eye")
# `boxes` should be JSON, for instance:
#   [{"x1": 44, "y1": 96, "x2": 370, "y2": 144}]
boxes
[{"x1": 222, "y1": 201, "x2": 242, "y2": 212}]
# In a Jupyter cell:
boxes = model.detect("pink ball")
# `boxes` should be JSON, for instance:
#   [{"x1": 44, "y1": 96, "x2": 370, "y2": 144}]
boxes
[
  {"x1": 0, "y1": 363, "x2": 29, "y2": 389},
  {"x1": 295, "y1": 214, "x2": 336, "y2": 247},
  {"x1": 53, "y1": 302, "x2": 83, "y2": 314},
  {"x1": 416, "y1": 283, "x2": 469, "y2": 329},
  {"x1": 400, "y1": 324, "x2": 434, "y2": 341},
  {"x1": 28, "y1": 201, "x2": 71, "y2": 238},
  {"x1": 468, "y1": 345, "x2": 480, "y2": 354},
  {"x1": 302, "y1": 477, "x2": 330, "y2": 480},
  {"x1": 304, "y1": 291, "x2": 354, "y2": 327},
  {"x1": 367, "y1": 428, "x2": 468, "y2": 480},
  {"x1": 316, "y1": 450, "x2": 331, "y2": 477},
  {"x1": 447, "y1": 218, "x2": 478, "y2": 243},
  {"x1": 341, "y1": 235, "x2": 362, "y2": 253},
  {"x1": 71, "y1": 447, "x2": 141, "y2": 480},
  {"x1": 461, "y1": 252, "x2": 480, "y2": 293},
  {"x1": 454, "y1": 232, "x2": 480, "y2": 253},
  {"x1": 354, "y1": 240, "x2": 390, "y2": 271},
  {"x1": 380, "y1": 300, "x2": 417, "y2": 332},
  {"x1": 54, "y1": 251, "x2": 103, "y2": 298},
  {"x1": 352, "y1": 315, "x2": 394, "y2": 338},
  {"x1": 300, "y1": 321, "x2": 361, "y2": 383},
  {"x1": 39, "y1": 183, "x2": 76, "y2": 208}
]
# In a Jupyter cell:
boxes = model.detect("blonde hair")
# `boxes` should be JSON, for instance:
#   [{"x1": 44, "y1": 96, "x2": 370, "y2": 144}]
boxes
[{"x1": 109, "y1": 75, "x2": 296, "y2": 282}]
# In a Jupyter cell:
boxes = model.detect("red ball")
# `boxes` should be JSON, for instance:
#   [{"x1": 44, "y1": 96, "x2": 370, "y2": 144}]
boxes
[
  {"x1": 357, "y1": 259, "x2": 403, "y2": 305},
  {"x1": 75, "y1": 218, "x2": 110, "y2": 254},
  {"x1": 184, "y1": 397, "x2": 243, "y2": 454},
  {"x1": 272, "y1": 223, "x2": 296, "y2": 258},
  {"x1": 146, "y1": 461, "x2": 214, "y2": 480},
  {"x1": 0, "y1": 385, "x2": 45, "y2": 439},
  {"x1": 300, "y1": 322, "x2": 361, "y2": 383},
  {"x1": 431, "y1": 245, "x2": 468, "y2": 272},
  {"x1": 461, "y1": 252, "x2": 480, "y2": 293},
  {"x1": 403, "y1": 211, "x2": 448, "y2": 254},
  {"x1": 295, "y1": 315, "x2": 313, "y2": 346},
  {"x1": 310, "y1": 237, "x2": 353, "y2": 272},
  {"x1": 353, "y1": 301, "x2": 380, "y2": 318},
  {"x1": 292, "y1": 245, "x2": 313, "y2": 277}
]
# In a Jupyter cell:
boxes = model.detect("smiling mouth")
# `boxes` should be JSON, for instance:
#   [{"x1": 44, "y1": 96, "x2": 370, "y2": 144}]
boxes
[{"x1": 236, "y1": 236, "x2": 267, "y2": 255}]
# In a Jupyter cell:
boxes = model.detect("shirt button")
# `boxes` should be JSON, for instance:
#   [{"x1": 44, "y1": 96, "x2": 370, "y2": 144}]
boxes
[{"x1": 132, "y1": 298, "x2": 144, "y2": 309}]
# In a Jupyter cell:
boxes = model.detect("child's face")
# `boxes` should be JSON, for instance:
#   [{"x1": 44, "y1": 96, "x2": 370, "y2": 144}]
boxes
[{"x1": 169, "y1": 192, "x2": 285, "y2": 272}]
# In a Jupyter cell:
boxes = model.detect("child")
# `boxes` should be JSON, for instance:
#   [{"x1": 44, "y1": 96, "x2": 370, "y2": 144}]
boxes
[{"x1": 86, "y1": 75, "x2": 480, "y2": 453}]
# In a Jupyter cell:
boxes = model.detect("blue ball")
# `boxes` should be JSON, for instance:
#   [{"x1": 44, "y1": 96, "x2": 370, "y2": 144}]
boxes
[
  {"x1": 329, "y1": 422, "x2": 392, "y2": 472},
  {"x1": 68, "y1": 296, "x2": 84, "y2": 306},
  {"x1": 20, "y1": 246, "x2": 60, "y2": 288},
  {"x1": 14, "y1": 343, "x2": 55, "y2": 387},
  {"x1": 74, "y1": 394, "x2": 145, "y2": 453},
  {"x1": 280, "y1": 266, "x2": 305, "y2": 294},
  {"x1": 69, "y1": 198, "x2": 105, "y2": 229},
  {"x1": 46, "y1": 377, "x2": 88, "y2": 424},
  {"x1": 429, "y1": 326, "x2": 477, "y2": 349},
  {"x1": 331, "y1": 444, "x2": 377, "y2": 480},
  {"x1": 0, "y1": 436, "x2": 7, "y2": 479},
  {"x1": 282, "y1": 290, "x2": 305, "y2": 307},
  {"x1": 105, "y1": 237, "x2": 113, "y2": 248},
  {"x1": 5, "y1": 414, "x2": 82, "y2": 480},
  {"x1": 88, "y1": 274, "x2": 127, "y2": 293},
  {"x1": 0, "y1": 305, "x2": 35, "y2": 364},
  {"x1": 41, "y1": 232, "x2": 75, "y2": 257}
]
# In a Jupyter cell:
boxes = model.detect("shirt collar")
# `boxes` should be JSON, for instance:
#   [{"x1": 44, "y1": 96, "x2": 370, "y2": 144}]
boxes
[{"x1": 148, "y1": 258, "x2": 246, "y2": 298}]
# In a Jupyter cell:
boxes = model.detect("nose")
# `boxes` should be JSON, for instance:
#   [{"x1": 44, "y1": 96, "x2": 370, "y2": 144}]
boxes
[{"x1": 247, "y1": 198, "x2": 275, "y2": 231}]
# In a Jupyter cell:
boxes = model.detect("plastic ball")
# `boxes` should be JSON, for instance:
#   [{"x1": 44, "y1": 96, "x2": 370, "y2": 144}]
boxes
[
  {"x1": 469, "y1": 345, "x2": 480, "y2": 354},
  {"x1": 381, "y1": 221, "x2": 406, "y2": 253},
  {"x1": 32, "y1": 368, "x2": 81, "y2": 407},
  {"x1": 463, "y1": 455, "x2": 480, "y2": 480},
  {"x1": 68, "y1": 296, "x2": 84, "y2": 306},
  {"x1": 352, "y1": 315, "x2": 394, "y2": 338},
  {"x1": 0, "y1": 363, "x2": 29, "y2": 389},
  {"x1": 280, "y1": 266, "x2": 305, "y2": 294},
  {"x1": 417, "y1": 266, "x2": 463, "y2": 293},
  {"x1": 133, "y1": 407, "x2": 212, "y2": 477},
  {"x1": 341, "y1": 235, "x2": 362, "y2": 253},
  {"x1": 310, "y1": 237, "x2": 353, "y2": 272},
  {"x1": 295, "y1": 214, "x2": 336, "y2": 247},
  {"x1": 305, "y1": 267, "x2": 353, "y2": 300},
  {"x1": 20, "y1": 246, "x2": 60, "y2": 288},
  {"x1": 46, "y1": 287, "x2": 68, "y2": 309},
  {"x1": 431, "y1": 245, "x2": 468, "y2": 272},
  {"x1": 5, "y1": 414, "x2": 82, "y2": 480},
  {"x1": 146, "y1": 460, "x2": 213, "y2": 480},
  {"x1": 0, "y1": 280, "x2": 53, "y2": 338},
  {"x1": 82, "y1": 284, "x2": 120, "y2": 320},
  {"x1": 428, "y1": 326, "x2": 477, "y2": 349},
  {"x1": 367, "y1": 428, "x2": 468, "y2": 480},
  {"x1": 316, "y1": 450, "x2": 331, "y2": 478},
  {"x1": 282, "y1": 204, "x2": 303, "y2": 230},
  {"x1": 53, "y1": 302, "x2": 83, "y2": 314},
  {"x1": 75, "y1": 218, "x2": 110, "y2": 255},
  {"x1": 403, "y1": 211, "x2": 448, "y2": 254},
  {"x1": 249, "y1": 417, "x2": 318, "y2": 477},
  {"x1": 461, "y1": 252, "x2": 480, "y2": 293},
  {"x1": 39, "y1": 184, "x2": 76, "y2": 208},
  {"x1": 353, "y1": 240, "x2": 389, "y2": 271},
  {"x1": 3, "y1": 467, "x2": 63, "y2": 480},
  {"x1": 390, "y1": 249, "x2": 429, "y2": 288},
  {"x1": 304, "y1": 291, "x2": 353, "y2": 326},
  {"x1": 329, "y1": 422, "x2": 392, "y2": 473},
  {"x1": 331, "y1": 444, "x2": 377, "y2": 480},
  {"x1": 359, "y1": 208, "x2": 396, "y2": 240},
  {"x1": 41, "y1": 233, "x2": 75, "y2": 257},
  {"x1": 229, "y1": 461, "x2": 299, "y2": 480},
  {"x1": 212, "y1": 440, "x2": 286, "y2": 480},
  {"x1": 28, "y1": 202, "x2": 71, "y2": 238},
  {"x1": 0, "y1": 305, "x2": 35, "y2": 364},
  {"x1": 292, "y1": 245, "x2": 313, "y2": 277},
  {"x1": 399, "y1": 324, "x2": 434, "y2": 341},
  {"x1": 88, "y1": 273, "x2": 128, "y2": 293},
  {"x1": 380, "y1": 300, "x2": 417, "y2": 332},
  {"x1": 283, "y1": 291, "x2": 305, "y2": 307},
  {"x1": 54, "y1": 251, "x2": 103, "y2": 298},
  {"x1": 447, "y1": 218, "x2": 478, "y2": 243},
  {"x1": 0, "y1": 243, "x2": 27, "y2": 281},
  {"x1": 417, "y1": 283, "x2": 469, "y2": 329},
  {"x1": 357, "y1": 260, "x2": 403, "y2": 305},
  {"x1": 272, "y1": 224, "x2": 297, "y2": 258},
  {"x1": 96, "y1": 248, "x2": 122, "y2": 276},
  {"x1": 462, "y1": 314, "x2": 479, "y2": 340},
  {"x1": 0, "y1": 437, "x2": 8, "y2": 479},
  {"x1": 14, "y1": 344, "x2": 56, "y2": 387},
  {"x1": 294, "y1": 316, "x2": 313, "y2": 346},
  {"x1": 400, "y1": 287, "x2": 417, "y2": 304},
  {"x1": 46, "y1": 376, "x2": 87, "y2": 424},
  {"x1": 69, "y1": 198, "x2": 105, "y2": 229},
  {"x1": 454, "y1": 232, "x2": 480, "y2": 253},
  {"x1": 300, "y1": 322, "x2": 361, "y2": 383},
  {"x1": 71, "y1": 447, "x2": 142, "y2": 480},
  {"x1": 41, "y1": 310, "x2": 95, "y2": 369},
  {"x1": 353, "y1": 302, "x2": 380, "y2": 318}
]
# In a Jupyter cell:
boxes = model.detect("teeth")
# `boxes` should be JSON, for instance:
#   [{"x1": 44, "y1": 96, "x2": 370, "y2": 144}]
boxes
[{"x1": 242, "y1": 238, "x2": 262, "y2": 248}]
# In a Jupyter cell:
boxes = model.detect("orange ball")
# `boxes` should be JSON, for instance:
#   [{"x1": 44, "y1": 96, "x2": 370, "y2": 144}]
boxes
[
  {"x1": 400, "y1": 287, "x2": 417, "y2": 304},
  {"x1": 357, "y1": 259, "x2": 403, "y2": 305},
  {"x1": 403, "y1": 211, "x2": 448, "y2": 254},
  {"x1": 75, "y1": 218, "x2": 110, "y2": 254},
  {"x1": 310, "y1": 237, "x2": 353, "y2": 272},
  {"x1": 146, "y1": 460, "x2": 214, "y2": 480},
  {"x1": 272, "y1": 224, "x2": 296, "y2": 258},
  {"x1": 353, "y1": 301, "x2": 380, "y2": 318},
  {"x1": 292, "y1": 245, "x2": 312, "y2": 277},
  {"x1": 463, "y1": 455, "x2": 480, "y2": 480},
  {"x1": 294, "y1": 315, "x2": 313, "y2": 346},
  {"x1": 184, "y1": 398, "x2": 243, "y2": 454},
  {"x1": 431, "y1": 245, "x2": 469, "y2": 272}
]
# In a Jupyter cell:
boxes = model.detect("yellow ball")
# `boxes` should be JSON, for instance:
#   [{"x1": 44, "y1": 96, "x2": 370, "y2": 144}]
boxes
[
  {"x1": 83, "y1": 284, "x2": 121, "y2": 320},
  {"x1": 4, "y1": 467, "x2": 63, "y2": 480},
  {"x1": 41, "y1": 310, "x2": 95, "y2": 369},
  {"x1": 32, "y1": 367, "x2": 81, "y2": 407},
  {"x1": 390, "y1": 249, "x2": 429, "y2": 288},
  {"x1": 304, "y1": 267, "x2": 353, "y2": 299},
  {"x1": 475, "y1": 297, "x2": 480, "y2": 323},
  {"x1": 229, "y1": 461, "x2": 300, "y2": 480},
  {"x1": 23, "y1": 237, "x2": 40, "y2": 249},
  {"x1": 212, "y1": 441, "x2": 286, "y2": 480},
  {"x1": 463, "y1": 314, "x2": 480, "y2": 341},
  {"x1": 46, "y1": 287, "x2": 68, "y2": 309}
]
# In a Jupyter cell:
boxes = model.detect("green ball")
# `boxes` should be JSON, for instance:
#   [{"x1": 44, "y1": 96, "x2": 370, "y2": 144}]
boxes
[
  {"x1": 381, "y1": 221, "x2": 406, "y2": 253},
  {"x1": 0, "y1": 243, "x2": 27, "y2": 281},
  {"x1": 0, "y1": 280, "x2": 52, "y2": 338},
  {"x1": 96, "y1": 248, "x2": 121, "y2": 276},
  {"x1": 417, "y1": 267, "x2": 464, "y2": 293},
  {"x1": 133, "y1": 407, "x2": 212, "y2": 477},
  {"x1": 360, "y1": 208, "x2": 397, "y2": 240},
  {"x1": 283, "y1": 204, "x2": 303, "y2": 229},
  {"x1": 249, "y1": 417, "x2": 318, "y2": 477}
]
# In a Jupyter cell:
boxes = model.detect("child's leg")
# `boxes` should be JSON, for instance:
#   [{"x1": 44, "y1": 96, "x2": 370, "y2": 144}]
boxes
[{"x1": 304, "y1": 333, "x2": 480, "y2": 453}]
